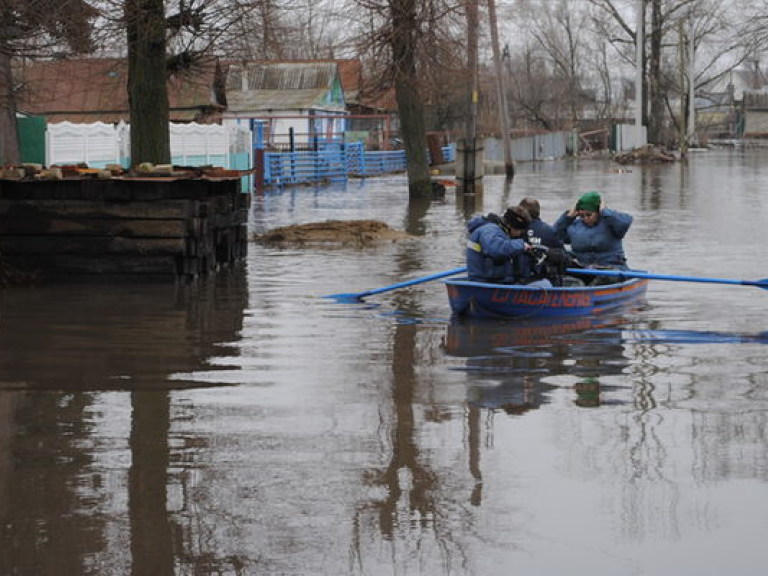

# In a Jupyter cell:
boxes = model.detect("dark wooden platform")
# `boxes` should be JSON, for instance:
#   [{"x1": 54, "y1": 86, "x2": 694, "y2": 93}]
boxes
[{"x1": 0, "y1": 176, "x2": 250, "y2": 281}]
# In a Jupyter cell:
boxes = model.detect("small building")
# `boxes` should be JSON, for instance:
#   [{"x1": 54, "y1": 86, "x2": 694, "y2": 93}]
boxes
[
  {"x1": 222, "y1": 60, "x2": 347, "y2": 148},
  {"x1": 700, "y1": 64, "x2": 768, "y2": 139},
  {"x1": 741, "y1": 90, "x2": 768, "y2": 137},
  {"x1": 17, "y1": 57, "x2": 226, "y2": 124}
]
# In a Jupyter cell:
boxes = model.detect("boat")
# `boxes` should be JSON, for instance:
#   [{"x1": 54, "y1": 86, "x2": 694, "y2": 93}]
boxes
[{"x1": 444, "y1": 274, "x2": 648, "y2": 319}]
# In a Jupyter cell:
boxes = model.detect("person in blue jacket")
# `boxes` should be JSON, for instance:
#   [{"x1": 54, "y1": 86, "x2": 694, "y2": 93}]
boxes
[
  {"x1": 466, "y1": 206, "x2": 552, "y2": 287},
  {"x1": 518, "y1": 196, "x2": 563, "y2": 249},
  {"x1": 553, "y1": 191, "x2": 632, "y2": 269}
]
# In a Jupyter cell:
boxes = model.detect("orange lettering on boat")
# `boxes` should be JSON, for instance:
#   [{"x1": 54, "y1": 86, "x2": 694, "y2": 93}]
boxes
[
  {"x1": 512, "y1": 291, "x2": 593, "y2": 307},
  {"x1": 491, "y1": 290, "x2": 510, "y2": 303}
]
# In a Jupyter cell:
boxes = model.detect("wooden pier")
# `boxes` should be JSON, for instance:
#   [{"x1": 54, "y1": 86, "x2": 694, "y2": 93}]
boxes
[{"x1": 0, "y1": 176, "x2": 250, "y2": 281}]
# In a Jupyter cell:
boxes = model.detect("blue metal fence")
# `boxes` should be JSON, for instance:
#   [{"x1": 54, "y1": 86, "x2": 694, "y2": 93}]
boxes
[
  {"x1": 260, "y1": 141, "x2": 455, "y2": 188},
  {"x1": 264, "y1": 147, "x2": 348, "y2": 186}
]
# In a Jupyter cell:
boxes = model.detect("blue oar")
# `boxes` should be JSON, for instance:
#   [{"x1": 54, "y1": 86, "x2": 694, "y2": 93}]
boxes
[
  {"x1": 566, "y1": 268, "x2": 768, "y2": 290},
  {"x1": 324, "y1": 266, "x2": 467, "y2": 302}
]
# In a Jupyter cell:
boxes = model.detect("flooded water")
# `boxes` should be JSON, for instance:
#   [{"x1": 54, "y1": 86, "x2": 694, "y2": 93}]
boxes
[{"x1": 2, "y1": 149, "x2": 768, "y2": 575}]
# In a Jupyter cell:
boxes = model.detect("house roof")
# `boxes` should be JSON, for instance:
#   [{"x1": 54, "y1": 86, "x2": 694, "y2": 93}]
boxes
[
  {"x1": 224, "y1": 61, "x2": 346, "y2": 114},
  {"x1": 19, "y1": 57, "x2": 397, "y2": 124},
  {"x1": 18, "y1": 57, "x2": 224, "y2": 123},
  {"x1": 220, "y1": 59, "x2": 397, "y2": 115}
]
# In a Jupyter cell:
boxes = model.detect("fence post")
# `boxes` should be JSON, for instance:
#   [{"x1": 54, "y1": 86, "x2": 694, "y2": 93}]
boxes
[
  {"x1": 251, "y1": 120, "x2": 265, "y2": 192},
  {"x1": 254, "y1": 149, "x2": 265, "y2": 192}
]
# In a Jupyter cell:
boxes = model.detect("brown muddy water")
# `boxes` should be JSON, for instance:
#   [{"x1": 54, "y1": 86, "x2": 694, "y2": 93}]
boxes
[{"x1": 2, "y1": 149, "x2": 768, "y2": 575}]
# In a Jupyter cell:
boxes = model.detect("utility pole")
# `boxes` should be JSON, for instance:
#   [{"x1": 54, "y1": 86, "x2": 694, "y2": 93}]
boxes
[
  {"x1": 488, "y1": 0, "x2": 513, "y2": 179},
  {"x1": 459, "y1": 0, "x2": 481, "y2": 195},
  {"x1": 679, "y1": 20, "x2": 688, "y2": 157},
  {"x1": 634, "y1": 0, "x2": 646, "y2": 149},
  {"x1": 687, "y1": 17, "x2": 696, "y2": 147}
]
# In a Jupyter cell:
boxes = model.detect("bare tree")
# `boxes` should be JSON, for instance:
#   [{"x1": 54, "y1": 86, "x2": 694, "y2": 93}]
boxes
[
  {"x1": 349, "y1": 0, "x2": 463, "y2": 198},
  {"x1": 526, "y1": 0, "x2": 589, "y2": 126},
  {"x1": 389, "y1": 0, "x2": 431, "y2": 197},
  {"x1": 505, "y1": 43, "x2": 559, "y2": 131},
  {"x1": 589, "y1": 0, "x2": 767, "y2": 145},
  {"x1": 208, "y1": 0, "x2": 293, "y2": 59},
  {"x1": 0, "y1": 0, "x2": 98, "y2": 164},
  {"x1": 502, "y1": 0, "x2": 618, "y2": 134},
  {"x1": 94, "y1": 0, "x2": 280, "y2": 164}
]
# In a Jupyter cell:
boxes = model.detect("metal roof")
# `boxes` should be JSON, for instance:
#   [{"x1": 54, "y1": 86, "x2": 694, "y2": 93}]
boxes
[{"x1": 225, "y1": 62, "x2": 345, "y2": 113}]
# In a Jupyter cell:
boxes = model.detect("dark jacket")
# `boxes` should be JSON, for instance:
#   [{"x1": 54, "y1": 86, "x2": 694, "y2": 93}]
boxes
[
  {"x1": 553, "y1": 208, "x2": 632, "y2": 268},
  {"x1": 466, "y1": 215, "x2": 531, "y2": 283},
  {"x1": 527, "y1": 218, "x2": 563, "y2": 249}
]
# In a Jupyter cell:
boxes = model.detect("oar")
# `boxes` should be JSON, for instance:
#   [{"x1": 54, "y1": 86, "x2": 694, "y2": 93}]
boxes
[
  {"x1": 324, "y1": 266, "x2": 467, "y2": 302},
  {"x1": 566, "y1": 268, "x2": 768, "y2": 290}
]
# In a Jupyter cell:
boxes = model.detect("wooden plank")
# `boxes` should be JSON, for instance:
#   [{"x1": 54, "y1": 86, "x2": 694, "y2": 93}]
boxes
[
  {"x1": 0, "y1": 217, "x2": 190, "y2": 237},
  {"x1": 3, "y1": 253, "x2": 180, "y2": 275},
  {"x1": 0, "y1": 235, "x2": 186, "y2": 255},
  {"x1": 0, "y1": 199, "x2": 197, "y2": 219}
]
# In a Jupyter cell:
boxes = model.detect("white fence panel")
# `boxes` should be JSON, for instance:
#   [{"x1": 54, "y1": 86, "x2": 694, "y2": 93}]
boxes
[
  {"x1": 45, "y1": 122, "x2": 245, "y2": 170},
  {"x1": 170, "y1": 122, "x2": 230, "y2": 166},
  {"x1": 613, "y1": 124, "x2": 647, "y2": 151},
  {"x1": 117, "y1": 121, "x2": 130, "y2": 163},
  {"x1": 47, "y1": 121, "x2": 120, "y2": 167}
]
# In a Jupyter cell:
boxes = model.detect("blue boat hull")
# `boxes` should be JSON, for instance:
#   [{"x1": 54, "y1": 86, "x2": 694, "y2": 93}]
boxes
[{"x1": 444, "y1": 276, "x2": 648, "y2": 319}]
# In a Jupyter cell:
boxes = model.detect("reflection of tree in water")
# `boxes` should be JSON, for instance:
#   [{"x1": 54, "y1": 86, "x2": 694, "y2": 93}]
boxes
[
  {"x1": 0, "y1": 271, "x2": 250, "y2": 574},
  {"x1": 351, "y1": 198, "x2": 469, "y2": 571},
  {"x1": 686, "y1": 367, "x2": 768, "y2": 484},
  {"x1": 130, "y1": 391, "x2": 174, "y2": 576},
  {"x1": 0, "y1": 392, "x2": 105, "y2": 575},
  {"x1": 555, "y1": 328, "x2": 768, "y2": 542},
  {"x1": 617, "y1": 360, "x2": 679, "y2": 541},
  {"x1": 368, "y1": 322, "x2": 439, "y2": 538}
]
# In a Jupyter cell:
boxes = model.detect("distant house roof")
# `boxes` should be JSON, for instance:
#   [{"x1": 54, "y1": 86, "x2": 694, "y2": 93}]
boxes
[
  {"x1": 223, "y1": 58, "x2": 397, "y2": 116},
  {"x1": 18, "y1": 57, "x2": 225, "y2": 123},
  {"x1": 742, "y1": 90, "x2": 768, "y2": 110},
  {"x1": 224, "y1": 61, "x2": 346, "y2": 116}
]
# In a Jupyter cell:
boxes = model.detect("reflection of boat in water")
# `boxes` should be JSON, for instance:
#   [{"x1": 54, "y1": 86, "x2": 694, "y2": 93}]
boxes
[
  {"x1": 446, "y1": 316, "x2": 768, "y2": 413},
  {"x1": 444, "y1": 313, "x2": 631, "y2": 357},
  {"x1": 446, "y1": 314, "x2": 635, "y2": 412},
  {"x1": 444, "y1": 275, "x2": 648, "y2": 319}
]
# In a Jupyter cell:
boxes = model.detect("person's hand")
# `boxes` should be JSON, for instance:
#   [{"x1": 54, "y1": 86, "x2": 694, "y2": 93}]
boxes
[
  {"x1": 567, "y1": 203, "x2": 579, "y2": 218},
  {"x1": 523, "y1": 243, "x2": 533, "y2": 252}
]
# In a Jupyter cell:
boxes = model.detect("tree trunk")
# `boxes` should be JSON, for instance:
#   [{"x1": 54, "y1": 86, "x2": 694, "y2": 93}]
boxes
[
  {"x1": 0, "y1": 49, "x2": 20, "y2": 165},
  {"x1": 125, "y1": 0, "x2": 171, "y2": 167},
  {"x1": 390, "y1": 0, "x2": 432, "y2": 199},
  {"x1": 647, "y1": 0, "x2": 663, "y2": 144}
]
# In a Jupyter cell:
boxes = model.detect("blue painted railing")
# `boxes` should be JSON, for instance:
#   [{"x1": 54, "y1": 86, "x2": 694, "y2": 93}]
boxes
[{"x1": 261, "y1": 141, "x2": 455, "y2": 188}]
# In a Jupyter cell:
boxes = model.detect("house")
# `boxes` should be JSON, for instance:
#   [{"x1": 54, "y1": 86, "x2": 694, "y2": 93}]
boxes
[
  {"x1": 222, "y1": 60, "x2": 349, "y2": 147},
  {"x1": 334, "y1": 59, "x2": 399, "y2": 149},
  {"x1": 17, "y1": 56, "x2": 401, "y2": 158},
  {"x1": 695, "y1": 64, "x2": 768, "y2": 139},
  {"x1": 17, "y1": 57, "x2": 226, "y2": 124},
  {"x1": 741, "y1": 90, "x2": 768, "y2": 137}
]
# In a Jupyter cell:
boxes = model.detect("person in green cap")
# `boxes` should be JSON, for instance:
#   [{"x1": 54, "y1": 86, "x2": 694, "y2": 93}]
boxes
[{"x1": 553, "y1": 191, "x2": 633, "y2": 269}]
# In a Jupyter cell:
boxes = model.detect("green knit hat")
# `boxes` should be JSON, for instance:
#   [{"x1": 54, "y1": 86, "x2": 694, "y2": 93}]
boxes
[{"x1": 576, "y1": 191, "x2": 601, "y2": 212}]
